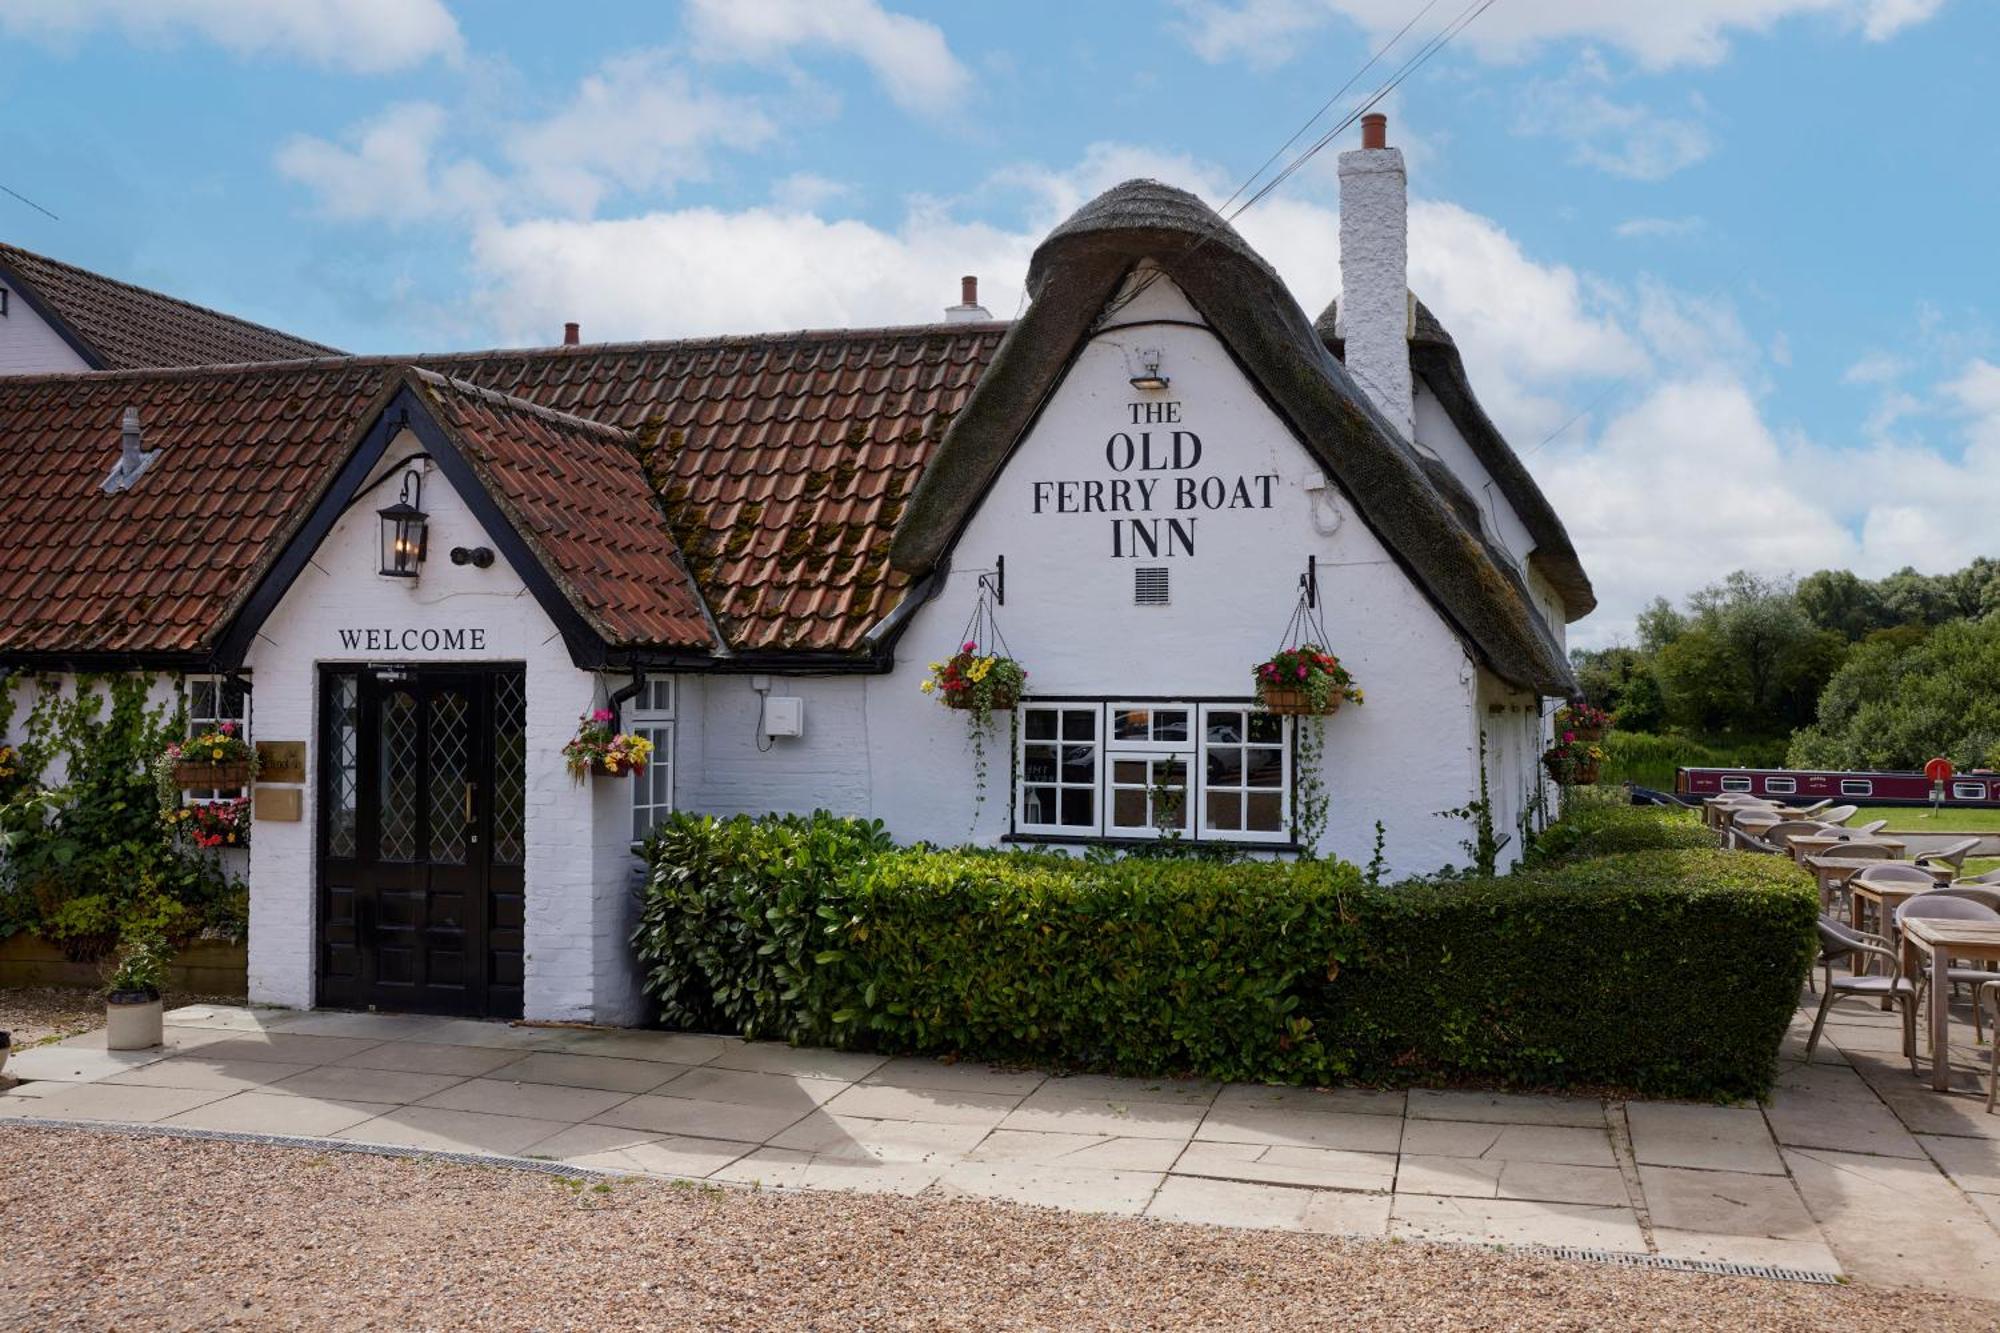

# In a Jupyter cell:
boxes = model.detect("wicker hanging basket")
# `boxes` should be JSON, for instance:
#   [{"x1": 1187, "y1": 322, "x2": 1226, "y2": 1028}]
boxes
[
  {"x1": 941, "y1": 683, "x2": 1019, "y2": 713},
  {"x1": 1257, "y1": 683, "x2": 1342, "y2": 717},
  {"x1": 1543, "y1": 753, "x2": 1601, "y2": 785},
  {"x1": 172, "y1": 761, "x2": 253, "y2": 789}
]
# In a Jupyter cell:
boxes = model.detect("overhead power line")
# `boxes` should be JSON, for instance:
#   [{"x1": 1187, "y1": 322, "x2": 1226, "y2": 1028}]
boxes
[{"x1": 0, "y1": 181, "x2": 59, "y2": 222}]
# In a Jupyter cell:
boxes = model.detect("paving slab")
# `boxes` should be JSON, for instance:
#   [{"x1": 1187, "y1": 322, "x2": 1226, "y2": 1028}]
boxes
[
  {"x1": 159, "y1": 1005, "x2": 297, "y2": 1033},
  {"x1": 543, "y1": 1030, "x2": 735, "y2": 1065},
  {"x1": 1405, "y1": 1090, "x2": 1605, "y2": 1128},
  {"x1": 1, "y1": 1081, "x2": 227, "y2": 1124},
  {"x1": 1211, "y1": 1083, "x2": 1405, "y2": 1117},
  {"x1": 333, "y1": 1105, "x2": 575, "y2": 1157},
  {"x1": 104, "y1": 1057, "x2": 315, "y2": 1093},
  {"x1": 707, "y1": 1042, "x2": 886, "y2": 1082},
  {"x1": 416, "y1": 1077, "x2": 633, "y2": 1123},
  {"x1": 1001, "y1": 1090, "x2": 1207, "y2": 1141},
  {"x1": 1146, "y1": 1174, "x2": 1392, "y2": 1235},
  {"x1": 860, "y1": 1057, "x2": 1047, "y2": 1098},
  {"x1": 590, "y1": 1092, "x2": 811, "y2": 1143},
  {"x1": 1847, "y1": 1054, "x2": 2000, "y2": 1140},
  {"x1": 1625, "y1": 1103, "x2": 1785, "y2": 1176},
  {"x1": 765, "y1": 1110, "x2": 992, "y2": 1163},
  {"x1": 1394, "y1": 1155, "x2": 1628, "y2": 1206},
  {"x1": 1194, "y1": 1105, "x2": 1402, "y2": 1154},
  {"x1": 654, "y1": 1066, "x2": 847, "y2": 1113},
  {"x1": 818, "y1": 1082, "x2": 1021, "y2": 1127},
  {"x1": 478, "y1": 1052, "x2": 687, "y2": 1095},
  {"x1": 1397, "y1": 1120, "x2": 1616, "y2": 1168},
  {"x1": 180, "y1": 1033, "x2": 387, "y2": 1066},
  {"x1": 273, "y1": 1012, "x2": 453, "y2": 1040},
  {"x1": 394, "y1": 1019, "x2": 562, "y2": 1051},
  {"x1": 519, "y1": 1123, "x2": 750, "y2": 1178},
  {"x1": 966, "y1": 1130, "x2": 1186, "y2": 1172},
  {"x1": 1035, "y1": 1073, "x2": 1220, "y2": 1106},
  {"x1": 1172, "y1": 1139, "x2": 1397, "y2": 1192},
  {"x1": 42, "y1": 1026, "x2": 234, "y2": 1056},
  {"x1": 1638, "y1": 1164, "x2": 1821, "y2": 1240},
  {"x1": 1916, "y1": 1134, "x2": 2000, "y2": 1194},
  {"x1": 1784, "y1": 1146, "x2": 2000, "y2": 1300},
  {"x1": 1389, "y1": 1193, "x2": 1647, "y2": 1253},
  {"x1": 932, "y1": 1160, "x2": 1165, "y2": 1216},
  {"x1": 2, "y1": 1044, "x2": 181, "y2": 1084},
  {"x1": 159, "y1": 1091, "x2": 395, "y2": 1138},
  {"x1": 1764, "y1": 1062, "x2": 1927, "y2": 1159},
  {"x1": 1650, "y1": 1229, "x2": 1845, "y2": 1275},
  {"x1": 330, "y1": 1042, "x2": 528, "y2": 1078},
  {"x1": 265, "y1": 1065, "x2": 467, "y2": 1105},
  {"x1": 715, "y1": 1147, "x2": 941, "y2": 1196}
]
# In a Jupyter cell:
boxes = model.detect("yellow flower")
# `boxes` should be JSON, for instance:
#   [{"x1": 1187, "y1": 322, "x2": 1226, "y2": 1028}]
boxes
[
  {"x1": 211, "y1": 747, "x2": 224, "y2": 759},
  {"x1": 919, "y1": 679, "x2": 935, "y2": 694},
  {"x1": 928, "y1": 662, "x2": 943, "y2": 672}
]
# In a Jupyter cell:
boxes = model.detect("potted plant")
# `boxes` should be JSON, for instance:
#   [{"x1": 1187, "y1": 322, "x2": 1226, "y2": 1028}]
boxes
[
  {"x1": 921, "y1": 641, "x2": 1026, "y2": 719},
  {"x1": 164, "y1": 722, "x2": 255, "y2": 789},
  {"x1": 103, "y1": 931, "x2": 171, "y2": 1051},
  {"x1": 1553, "y1": 702, "x2": 1611, "y2": 743},
  {"x1": 562, "y1": 708, "x2": 655, "y2": 781},
  {"x1": 1543, "y1": 736, "x2": 1606, "y2": 786},
  {"x1": 166, "y1": 795, "x2": 252, "y2": 850},
  {"x1": 1254, "y1": 645, "x2": 1364, "y2": 716}
]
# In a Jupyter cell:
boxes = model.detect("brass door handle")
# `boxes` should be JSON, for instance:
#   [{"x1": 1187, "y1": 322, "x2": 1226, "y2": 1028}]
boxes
[{"x1": 464, "y1": 781, "x2": 476, "y2": 823}]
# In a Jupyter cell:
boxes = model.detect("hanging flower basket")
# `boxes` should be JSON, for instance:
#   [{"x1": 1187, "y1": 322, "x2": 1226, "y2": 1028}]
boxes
[
  {"x1": 161, "y1": 725, "x2": 255, "y2": 789},
  {"x1": 1553, "y1": 702, "x2": 1611, "y2": 745},
  {"x1": 923, "y1": 642, "x2": 1026, "y2": 722},
  {"x1": 172, "y1": 760, "x2": 254, "y2": 789},
  {"x1": 562, "y1": 708, "x2": 653, "y2": 782},
  {"x1": 940, "y1": 677, "x2": 1020, "y2": 713},
  {"x1": 1257, "y1": 684, "x2": 1341, "y2": 716},
  {"x1": 1542, "y1": 741, "x2": 1604, "y2": 786},
  {"x1": 1253, "y1": 646, "x2": 1362, "y2": 716}
]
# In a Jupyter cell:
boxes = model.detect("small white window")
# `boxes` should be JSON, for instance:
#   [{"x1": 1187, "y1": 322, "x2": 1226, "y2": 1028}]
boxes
[
  {"x1": 1765, "y1": 777, "x2": 1796, "y2": 795},
  {"x1": 1720, "y1": 776, "x2": 1753, "y2": 793},
  {"x1": 1198, "y1": 705, "x2": 1291, "y2": 842},
  {"x1": 184, "y1": 674, "x2": 250, "y2": 803},
  {"x1": 1841, "y1": 779, "x2": 1873, "y2": 797},
  {"x1": 629, "y1": 676, "x2": 676, "y2": 841},
  {"x1": 1017, "y1": 705, "x2": 1100, "y2": 835},
  {"x1": 1954, "y1": 781, "x2": 1987, "y2": 801},
  {"x1": 1105, "y1": 705, "x2": 1193, "y2": 838}
]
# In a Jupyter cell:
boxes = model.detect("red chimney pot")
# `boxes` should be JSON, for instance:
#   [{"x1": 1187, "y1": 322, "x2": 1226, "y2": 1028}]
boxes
[
  {"x1": 1361, "y1": 113, "x2": 1388, "y2": 151},
  {"x1": 961, "y1": 275, "x2": 978, "y2": 306},
  {"x1": 563, "y1": 321, "x2": 580, "y2": 346}
]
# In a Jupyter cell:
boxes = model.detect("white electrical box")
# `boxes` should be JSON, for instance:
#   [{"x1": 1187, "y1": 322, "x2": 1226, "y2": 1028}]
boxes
[{"x1": 762, "y1": 695, "x2": 804, "y2": 738}]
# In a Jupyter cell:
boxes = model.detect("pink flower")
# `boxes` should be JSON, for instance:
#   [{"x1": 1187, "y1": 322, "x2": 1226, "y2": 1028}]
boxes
[
  {"x1": 1563, "y1": 729, "x2": 1576, "y2": 743},
  {"x1": 1296, "y1": 665, "x2": 1307, "y2": 679},
  {"x1": 219, "y1": 721, "x2": 236, "y2": 735},
  {"x1": 592, "y1": 708, "x2": 614, "y2": 723},
  {"x1": 962, "y1": 641, "x2": 977, "y2": 653}
]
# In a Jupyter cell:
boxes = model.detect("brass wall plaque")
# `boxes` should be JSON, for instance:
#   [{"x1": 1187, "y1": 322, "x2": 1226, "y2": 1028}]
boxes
[
  {"x1": 257, "y1": 741, "x2": 307, "y2": 784},
  {"x1": 254, "y1": 786, "x2": 302, "y2": 822}
]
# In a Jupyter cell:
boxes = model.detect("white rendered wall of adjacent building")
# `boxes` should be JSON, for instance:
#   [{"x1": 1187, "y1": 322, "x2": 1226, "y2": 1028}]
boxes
[
  {"x1": 0, "y1": 283, "x2": 90, "y2": 374},
  {"x1": 846, "y1": 272, "x2": 1489, "y2": 876},
  {"x1": 243, "y1": 429, "x2": 641, "y2": 1023}
]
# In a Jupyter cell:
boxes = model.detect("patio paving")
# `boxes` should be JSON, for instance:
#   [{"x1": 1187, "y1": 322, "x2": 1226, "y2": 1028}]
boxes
[{"x1": 4, "y1": 993, "x2": 2000, "y2": 1300}]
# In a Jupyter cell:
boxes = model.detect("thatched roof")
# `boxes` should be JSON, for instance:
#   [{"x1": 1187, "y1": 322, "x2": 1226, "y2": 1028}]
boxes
[{"x1": 890, "y1": 179, "x2": 1577, "y2": 697}]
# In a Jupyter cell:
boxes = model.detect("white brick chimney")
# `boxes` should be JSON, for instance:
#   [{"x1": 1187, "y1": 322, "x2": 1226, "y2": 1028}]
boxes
[{"x1": 1336, "y1": 112, "x2": 1414, "y2": 441}]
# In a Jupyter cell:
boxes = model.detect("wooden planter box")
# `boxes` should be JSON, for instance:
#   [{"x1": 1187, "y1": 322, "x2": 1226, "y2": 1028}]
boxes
[
  {"x1": 0, "y1": 934, "x2": 247, "y2": 996},
  {"x1": 173, "y1": 760, "x2": 252, "y2": 788},
  {"x1": 1257, "y1": 684, "x2": 1342, "y2": 717},
  {"x1": 942, "y1": 684, "x2": 1019, "y2": 712}
]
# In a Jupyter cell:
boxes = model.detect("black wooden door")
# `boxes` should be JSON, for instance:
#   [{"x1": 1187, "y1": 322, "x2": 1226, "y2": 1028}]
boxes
[{"x1": 318, "y1": 664, "x2": 526, "y2": 1018}]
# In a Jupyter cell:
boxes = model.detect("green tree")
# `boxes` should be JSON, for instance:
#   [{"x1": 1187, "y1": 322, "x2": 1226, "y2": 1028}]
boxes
[
  {"x1": 1797, "y1": 569, "x2": 1891, "y2": 641},
  {"x1": 1788, "y1": 617, "x2": 2000, "y2": 771}
]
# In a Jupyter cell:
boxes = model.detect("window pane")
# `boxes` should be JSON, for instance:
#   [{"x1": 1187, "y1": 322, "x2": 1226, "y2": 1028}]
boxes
[
  {"x1": 1026, "y1": 710, "x2": 1057, "y2": 741},
  {"x1": 1114, "y1": 710, "x2": 1150, "y2": 740},
  {"x1": 1159, "y1": 759, "x2": 1188, "y2": 789},
  {"x1": 1059, "y1": 788, "x2": 1093, "y2": 826},
  {"x1": 1207, "y1": 711, "x2": 1243, "y2": 744},
  {"x1": 189, "y1": 679, "x2": 216, "y2": 719},
  {"x1": 1112, "y1": 789, "x2": 1146, "y2": 827},
  {"x1": 1113, "y1": 759, "x2": 1147, "y2": 785},
  {"x1": 1206, "y1": 791, "x2": 1240, "y2": 830},
  {"x1": 1246, "y1": 747, "x2": 1284, "y2": 788},
  {"x1": 1248, "y1": 713, "x2": 1284, "y2": 744},
  {"x1": 1023, "y1": 746, "x2": 1057, "y2": 784},
  {"x1": 1062, "y1": 709, "x2": 1096, "y2": 741},
  {"x1": 1246, "y1": 791, "x2": 1284, "y2": 831},
  {"x1": 1207, "y1": 747, "x2": 1243, "y2": 786},
  {"x1": 1155, "y1": 711, "x2": 1188, "y2": 741},
  {"x1": 1023, "y1": 787, "x2": 1056, "y2": 824},
  {"x1": 1061, "y1": 745, "x2": 1095, "y2": 782}
]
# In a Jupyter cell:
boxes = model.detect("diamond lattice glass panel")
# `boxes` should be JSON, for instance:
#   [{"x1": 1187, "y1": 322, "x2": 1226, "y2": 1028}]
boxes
[
  {"x1": 328, "y1": 674, "x2": 359, "y2": 859},
  {"x1": 493, "y1": 673, "x2": 526, "y2": 867},
  {"x1": 429, "y1": 690, "x2": 470, "y2": 865},
  {"x1": 378, "y1": 689, "x2": 419, "y2": 862}
]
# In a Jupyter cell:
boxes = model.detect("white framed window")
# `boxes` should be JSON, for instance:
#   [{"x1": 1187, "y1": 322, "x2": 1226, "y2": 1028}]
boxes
[
  {"x1": 628, "y1": 676, "x2": 677, "y2": 841},
  {"x1": 1014, "y1": 701, "x2": 1292, "y2": 845},
  {"x1": 184, "y1": 674, "x2": 250, "y2": 803},
  {"x1": 1198, "y1": 705, "x2": 1291, "y2": 842},
  {"x1": 1720, "y1": 776, "x2": 1753, "y2": 793},
  {"x1": 1018, "y1": 705, "x2": 1101, "y2": 835},
  {"x1": 1765, "y1": 776, "x2": 1796, "y2": 795},
  {"x1": 1841, "y1": 779, "x2": 1873, "y2": 797},
  {"x1": 1954, "y1": 780, "x2": 1987, "y2": 801}
]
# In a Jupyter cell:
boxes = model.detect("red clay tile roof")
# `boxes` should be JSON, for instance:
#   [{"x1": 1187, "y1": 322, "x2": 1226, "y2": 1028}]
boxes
[
  {"x1": 0, "y1": 322, "x2": 1006, "y2": 662},
  {"x1": 0, "y1": 241, "x2": 341, "y2": 370},
  {"x1": 413, "y1": 370, "x2": 714, "y2": 651}
]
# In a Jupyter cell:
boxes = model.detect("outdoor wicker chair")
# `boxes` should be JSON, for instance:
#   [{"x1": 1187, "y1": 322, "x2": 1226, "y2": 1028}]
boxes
[
  {"x1": 1832, "y1": 842, "x2": 1897, "y2": 862},
  {"x1": 1917, "y1": 838, "x2": 1983, "y2": 874},
  {"x1": 1804, "y1": 917, "x2": 1918, "y2": 1072},
  {"x1": 1816, "y1": 805, "x2": 1861, "y2": 826},
  {"x1": 1935, "y1": 885, "x2": 2000, "y2": 912},
  {"x1": 1952, "y1": 867, "x2": 2000, "y2": 889},
  {"x1": 1847, "y1": 819, "x2": 1891, "y2": 837},
  {"x1": 1732, "y1": 827, "x2": 1785, "y2": 854},
  {"x1": 1764, "y1": 819, "x2": 1835, "y2": 851},
  {"x1": 1896, "y1": 893, "x2": 2000, "y2": 1044}
]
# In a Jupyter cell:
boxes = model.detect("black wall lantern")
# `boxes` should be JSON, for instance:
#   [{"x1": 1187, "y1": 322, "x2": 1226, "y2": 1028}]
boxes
[{"x1": 377, "y1": 469, "x2": 428, "y2": 579}]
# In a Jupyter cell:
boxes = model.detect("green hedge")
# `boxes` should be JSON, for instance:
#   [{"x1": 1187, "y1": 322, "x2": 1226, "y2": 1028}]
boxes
[
  {"x1": 1523, "y1": 801, "x2": 1717, "y2": 868},
  {"x1": 633, "y1": 815, "x2": 1815, "y2": 1099}
]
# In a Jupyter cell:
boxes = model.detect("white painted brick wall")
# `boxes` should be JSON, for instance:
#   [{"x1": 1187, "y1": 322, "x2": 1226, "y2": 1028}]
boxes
[{"x1": 0, "y1": 283, "x2": 91, "y2": 375}]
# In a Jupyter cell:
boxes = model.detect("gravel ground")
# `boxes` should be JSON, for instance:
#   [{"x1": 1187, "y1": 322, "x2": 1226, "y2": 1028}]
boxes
[
  {"x1": 0, "y1": 987, "x2": 243, "y2": 1049},
  {"x1": 2, "y1": 1128, "x2": 1996, "y2": 1331}
]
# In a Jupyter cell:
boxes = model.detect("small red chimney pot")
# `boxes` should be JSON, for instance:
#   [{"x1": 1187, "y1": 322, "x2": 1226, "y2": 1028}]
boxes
[
  {"x1": 563, "y1": 321, "x2": 580, "y2": 346},
  {"x1": 1361, "y1": 113, "x2": 1388, "y2": 151},
  {"x1": 961, "y1": 275, "x2": 978, "y2": 306}
]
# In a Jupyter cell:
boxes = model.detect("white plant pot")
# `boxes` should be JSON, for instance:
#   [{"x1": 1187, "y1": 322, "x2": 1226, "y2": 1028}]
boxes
[
  {"x1": 105, "y1": 995, "x2": 164, "y2": 1051},
  {"x1": 0, "y1": 1033, "x2": 11, "y2": 1078}
]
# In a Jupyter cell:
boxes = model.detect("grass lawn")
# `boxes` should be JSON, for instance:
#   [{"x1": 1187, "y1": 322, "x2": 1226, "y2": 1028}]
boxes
[{"x1": 1867, "y1": 806, "x2": 2000, "y2": 833}]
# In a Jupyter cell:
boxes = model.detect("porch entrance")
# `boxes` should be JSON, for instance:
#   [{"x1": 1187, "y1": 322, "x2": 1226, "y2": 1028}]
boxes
[{"x1": 316, "y1": 664, "x2": 527, "y2": 1018}]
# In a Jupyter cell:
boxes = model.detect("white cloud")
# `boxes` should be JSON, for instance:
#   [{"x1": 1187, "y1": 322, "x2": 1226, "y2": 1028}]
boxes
[
  {"x1": 0, "y1": 0, "x2": 461, "y2": 72},
  {"x1": 1173, "y1": 0, "x2": 1948, "y2": 71},
  {"x1": 771, "y1": 173, "x2": 858, "y2": 212},
  {"x1": 684, "y1": 0, "x2": 973, "y2": 113},
  {"x1": 1522, "y1": 56, "x2": 1713, "y2": 181},
  {"x1": 275, "y1": 103, "x2": 500, "y2": 225},
  {"x1": 1616, "y1": 216, "x2": 1706, "y2": 239}
]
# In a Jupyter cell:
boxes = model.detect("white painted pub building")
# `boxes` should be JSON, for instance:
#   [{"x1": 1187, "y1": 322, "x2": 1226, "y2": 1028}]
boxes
[{"x1": 0, "y1": 117, "x2": 1592, "y2": 1024}]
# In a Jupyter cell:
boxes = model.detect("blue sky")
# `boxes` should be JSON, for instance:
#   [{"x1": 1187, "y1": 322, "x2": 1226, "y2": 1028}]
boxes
[{"x1": 0, "y1": 0, "x2": 1992, "y2": 645}]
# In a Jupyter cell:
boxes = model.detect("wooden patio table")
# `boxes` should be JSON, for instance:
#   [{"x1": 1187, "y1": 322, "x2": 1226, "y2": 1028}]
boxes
[
  {"x1": 1789, "y1": 833, "x2": 1908, "y2": 863},
  {"x1": 1900, "y1": 916, "x2": 2000, "y2": 1091},
  {"x1": 1804, "y1": 856, "x2": 1951, "y2": 913},
  {"x1": 1851, "y1": 880, "x2": 1929, "y2": 951}
]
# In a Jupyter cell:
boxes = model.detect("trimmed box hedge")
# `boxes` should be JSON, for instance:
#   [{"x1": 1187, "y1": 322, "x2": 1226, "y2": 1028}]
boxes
[
  {"x1": 634, "y1": 814, "x2": 1815, "y2": 1099},
  {"x1": 1521, "y1": 800, "x2": 1717, "y2": 868}
]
